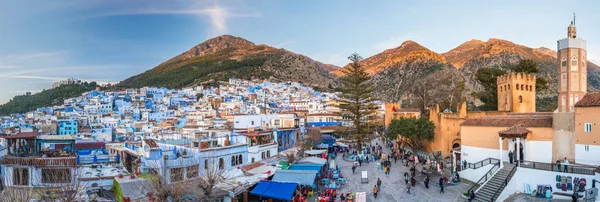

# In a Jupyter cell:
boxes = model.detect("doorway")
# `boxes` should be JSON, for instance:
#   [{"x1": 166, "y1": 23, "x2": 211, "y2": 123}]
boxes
[{"x1": 513, "y1": 142, "x2": 524, "y2": 162}]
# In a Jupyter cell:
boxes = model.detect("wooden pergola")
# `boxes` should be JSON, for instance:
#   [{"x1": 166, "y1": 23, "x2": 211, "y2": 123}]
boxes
[{"x1": 3, "y1": 132, "x2": 40, "y2": 157}]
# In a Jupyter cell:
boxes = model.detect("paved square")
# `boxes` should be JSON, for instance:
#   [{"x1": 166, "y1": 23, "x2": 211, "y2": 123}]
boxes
[{"x1": 324, "y1": 139, "x2": 471, "y2": 202}]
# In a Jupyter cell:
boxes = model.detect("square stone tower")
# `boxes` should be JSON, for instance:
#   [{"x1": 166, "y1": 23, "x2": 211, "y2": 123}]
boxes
[
  {"x1": 557, "y1": 19, "x2": 587, "y2": 112},
  {"x1": 497, "y1": 73, "x2": 537, "y2": 113}
]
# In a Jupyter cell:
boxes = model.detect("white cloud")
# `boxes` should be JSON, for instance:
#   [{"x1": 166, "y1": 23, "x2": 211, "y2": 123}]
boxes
[
  {"x1": 86, "y1": 2, "x2": 261, "y2": 36},
  {"x1": 8, "y1": 51, "x2": 68, "y2": 60},
  {"x1": 10, "y1": 75, "x2": 65, "y2": 81},
  {"x1": 0, "y1": 65, "x2": 22, "y2": 69}
]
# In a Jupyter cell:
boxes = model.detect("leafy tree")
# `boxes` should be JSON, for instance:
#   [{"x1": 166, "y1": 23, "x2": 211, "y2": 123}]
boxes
[
  {"x1": 386, "y1": 117, "x2": 435, "y2": 154},
  {"x1": 472, "y1": 68, "x2": 507, "y2": 111},
  {"x1": 510, "y1": 59, "x2": 548, "y2": 91},
  {"x1": 336, "y1": 53, "x2": 378, "y2": 153}
]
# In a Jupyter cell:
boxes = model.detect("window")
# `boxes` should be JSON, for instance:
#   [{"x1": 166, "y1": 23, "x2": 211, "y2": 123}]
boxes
[
  {"x1": 572, "y1": 60, "x2": 578, "y2": 66},
  {"x1": 585, "y1": 145, "x2": 590, "y2": 152},
  {"x1": 42, "y1": 169, "x2": 71, "y2": 183},
  {"x1": 562, "y1": 61, "x2": 567, "y2": 67},
  {"x1": 275, "y1": 120, "x2": 280, "y2": 126},
  {"x1": 219, "y1": 158, "x2": 225, "y2": 169},
  {"x1": 261, "y1": 152, "x2": 266, "y2": 160},
  {"x1": 205, "y1": 159, "x2": 209, "y2": 170},
  {"x1": 13, "y1": 168, "x2": 29, "y2": 186},
  {"x1": 231, "y1": 156, "x2": 236, "y2": 166},
  {"x1": 516, "y1": 85, "x2": 519, "y2": 90},
  {"x1": 267, "y1": 151, "x2": 271, "y2": 158},
  {"x1": 171, "y1": 168, "x2": 183, "y2": 182},
  {"x1": 251, "y1": 157, "x2": 255, "y2": 163},
  {"x1": 187, "y1": 165, "x2": 199, "y2": 179},
  {"x1": 518, "y1": 95, "x2": 523, "y2": 103},
  {"x1": 238, "y1": 155, "x2": 243, "y2": 165},
  {"x1": 251, "y1": 121, "x2": 254, "y2": 125},
  {"x1": 584, "y1": 123, "x2": 592, "y2": 133}
]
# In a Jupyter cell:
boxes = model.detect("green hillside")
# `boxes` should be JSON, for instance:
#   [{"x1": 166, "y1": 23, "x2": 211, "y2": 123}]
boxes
[{"x1": 0, "y1": 82, "x2": 97, "y2": 115}]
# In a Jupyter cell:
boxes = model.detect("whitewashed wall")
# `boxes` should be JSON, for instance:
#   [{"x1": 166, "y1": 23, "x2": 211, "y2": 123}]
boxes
[
  {"x1": 575, "y1": 144, "x2": 600, "y2": 166},
  {"x1": 497, "y1": 167, "x2": 600, "y2": 201}
]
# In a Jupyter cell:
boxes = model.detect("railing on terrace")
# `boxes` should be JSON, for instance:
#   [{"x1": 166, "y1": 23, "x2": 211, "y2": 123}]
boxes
[
  {"x1": 78, "y1": 155, "x2": 120, "y2": 164},
  {"x1": 467, "y1": 161, "x2": 501, "y2": 193},
  {"x1": 0, "y1": 156, "x2": 77, "y2": 167},
  {"x1": 491, "y1": 162, "x2": 518, "y2": 202},
  {"x1": 465, "y1": 158, "x2": 501, "y2": 170},
  {"x1": 518, "y1": 160, "x2": 597, "y2": 175}
]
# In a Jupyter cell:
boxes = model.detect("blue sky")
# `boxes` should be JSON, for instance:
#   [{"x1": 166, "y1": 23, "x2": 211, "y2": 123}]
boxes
[{"x1": 1, "y1": 0, "x2": 599, "y2": 104}]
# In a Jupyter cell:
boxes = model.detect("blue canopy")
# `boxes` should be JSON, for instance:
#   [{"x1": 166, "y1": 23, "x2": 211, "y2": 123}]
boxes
[
  {"x1": 272, "y1": 170, "x2": 317, "y2": 186},
  {"x1": 288, "y1": 164, "x2": 323, "y2": 172},
  {"x1": 251, "y1": 181, "x2": 297, "y2": 201}
]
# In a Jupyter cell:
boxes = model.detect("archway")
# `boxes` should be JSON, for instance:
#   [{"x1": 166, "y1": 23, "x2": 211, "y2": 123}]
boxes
[{"x1": 452, "y1": 143, "x2": 460, "y2": 149}]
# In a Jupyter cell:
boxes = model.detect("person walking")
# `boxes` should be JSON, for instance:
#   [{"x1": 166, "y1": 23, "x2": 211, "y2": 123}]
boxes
[
  {"x1": 383, "y1": 166, "x2": 388, "y2": 175},
  {"x1": 439, "y1": 177, "x2": 445, "y2": 193},
  {"x1": 406, "y1": 182, "x2": 412, "y2": 194},
  {"x1": 352, "y1": 164, "x2": 356, "y2": 174},
  {"x1": 373, "y1": 185, "x2": 379, "y2": 199},
  {"x1": 508, "y1": 150, "x2": 513, "y2": 164},
  {"x1": 404, "y1": 172, "x2": 409, "y2": 185},
  {"x1": 424, "y1": 175, "x2": 430, "y2": 189},
  {"x1": 377, "y1": 178, "x2": 382, "y2": 189}
]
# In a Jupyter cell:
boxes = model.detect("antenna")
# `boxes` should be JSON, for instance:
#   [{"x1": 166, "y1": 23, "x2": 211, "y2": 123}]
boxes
[{"x1": 573, "y1": 12, "x2": 576, "y2": 25}]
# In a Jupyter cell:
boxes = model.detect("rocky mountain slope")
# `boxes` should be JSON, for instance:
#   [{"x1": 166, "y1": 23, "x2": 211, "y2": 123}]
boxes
[
  {"x1": 337, "y1": 38, "x2": 600, "y2": 101},
  {"x1": 332, "y1": 40, "x2": 446, "y2": 76},
  {"x1": 118, "y1": 35, "x2": 338, "y2": 90}
]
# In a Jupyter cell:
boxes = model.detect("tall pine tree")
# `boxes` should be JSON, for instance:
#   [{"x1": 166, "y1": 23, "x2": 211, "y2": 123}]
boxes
[{"x1": 336, "y1": 53, "x2": 378, "y2": 153}]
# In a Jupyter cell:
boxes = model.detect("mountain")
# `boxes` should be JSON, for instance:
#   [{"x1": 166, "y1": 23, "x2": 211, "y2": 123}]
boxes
[
  {"x1": 332, "y1": 40, "x2": 446, "y2": 76},
  {"x1": 335, "y1": 38, "x2": 600, "y2": 100},
  {"x1": 118, "y1": 35, "x2": 338, "y2": 90}
]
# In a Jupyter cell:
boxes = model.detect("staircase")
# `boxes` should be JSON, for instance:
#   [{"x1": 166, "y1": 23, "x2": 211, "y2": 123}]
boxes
[{"x1": 475, "y1": 163, "x2": 517, "y2": 202}]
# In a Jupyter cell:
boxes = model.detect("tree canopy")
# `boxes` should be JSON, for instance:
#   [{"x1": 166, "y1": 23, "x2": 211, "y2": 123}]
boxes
[
  {"x1": 0, "y1": 82, "x2": 98, "y2": 115},
  {"x1": 386, "y1": 117, "x2": 435, "y2": 153},
  {"x1": 336, "y1": 53, "x2": 378, "y2": 152}
]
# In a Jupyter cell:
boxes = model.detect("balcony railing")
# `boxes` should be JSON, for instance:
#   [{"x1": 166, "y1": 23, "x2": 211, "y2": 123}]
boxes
[
  {"x1": 0, "y1": 156, "x2": 77, "y2": 167},
  {"x1": 518, "y1": 160, "x2": 596, "y2": 175}
]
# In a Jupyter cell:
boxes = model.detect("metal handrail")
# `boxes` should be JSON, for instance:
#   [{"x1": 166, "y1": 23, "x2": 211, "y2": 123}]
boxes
[
  {"x1": 467, "y1": 161, "x2": 500, "y2": 193},
  {"x1": 518, "y1": 160, "x2": 596, "y2": 175},
  {"x1": 490, "y1": 163, "x2": 517, "y2": 202},
  {"x1": 465, "y1": 158, "x2": 500, "y2": 170}
]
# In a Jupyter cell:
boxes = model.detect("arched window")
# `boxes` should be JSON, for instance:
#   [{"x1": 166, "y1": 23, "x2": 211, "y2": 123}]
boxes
[
  {"x1": 518, "y1": 95, "x2": 523, "y2": 103},
  {"x1": 521, "y1": 84, "x2": 524, "y2": 90},
  {"x1": 516, "y1": 84, "x2": 519, "y2": 90},
  {"x1": 231, "y1": 156, "x2": 236, "y2": 166},
  {"x1": 508, "y1": 84, "x2": 511, "y2": 90},
  {"x1": 219, "y1": 158, "x2": 225, "y2": 170},
  {"x1": 525, "y1": 85, "x2": 528, "y2": 91},
  {"x1": 530, "y1": 85, "x2": 533, "y2": 91},
  {"x1": 238, "y1": 155, "x2": 243, "y2": 165}
]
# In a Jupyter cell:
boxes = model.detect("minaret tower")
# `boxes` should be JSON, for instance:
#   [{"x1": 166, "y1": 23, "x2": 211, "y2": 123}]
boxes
[{"x1": 557, "y1": 13, "x2": 587, "y2": 112}]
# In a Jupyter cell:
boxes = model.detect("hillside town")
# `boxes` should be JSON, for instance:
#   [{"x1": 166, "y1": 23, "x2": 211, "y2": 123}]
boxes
[{"x1": 2, "y1": 6, "x2": 600, "y2": 202}]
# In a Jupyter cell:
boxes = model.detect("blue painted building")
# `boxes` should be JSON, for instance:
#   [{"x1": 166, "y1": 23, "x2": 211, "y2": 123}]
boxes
[{"x1": 58, "y1": 119, "x2": 78, "y2": 135}]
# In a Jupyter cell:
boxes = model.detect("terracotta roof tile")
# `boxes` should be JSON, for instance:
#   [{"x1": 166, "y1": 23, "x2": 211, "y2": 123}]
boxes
[
  {"x1": 498, "y1": 124, "x2": 531, "y2": 135},
  {"x1": 575, "y1": 93, "x2": 600, "y2": 107},
  {"x1": 461, "y1": 113, "x2": 552, "y2": 128}
]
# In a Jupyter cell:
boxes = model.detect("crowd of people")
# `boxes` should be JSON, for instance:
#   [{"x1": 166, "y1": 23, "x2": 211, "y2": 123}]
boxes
[{"x1": 339, "y1": 140, "x2": 467, "y2": 200}]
